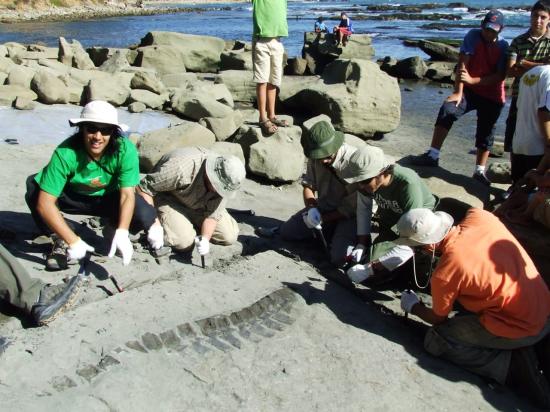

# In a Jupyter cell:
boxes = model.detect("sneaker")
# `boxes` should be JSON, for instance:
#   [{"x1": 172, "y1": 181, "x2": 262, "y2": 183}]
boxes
[
  {"x1": 506, "y1": 346, "x2": 550, "y2": 409},
  {"x1": 46, "y1": 237, "x2": 69, "y2": 271},
  {"x1": 535, "y1": 334, "x2": 550, "y2": 384},
  {"x1": 409, "y1": 151, "x2": 439, "y2": 167},
  {"x1": 472, "y1": 171, "x2": 491, "y2": 186},
  {"x1": 500, "y1": 186, "x2": 514, "y2": 201},
  {"x1": 31, "y1": 276, "x2": 83, "y2": 326}
]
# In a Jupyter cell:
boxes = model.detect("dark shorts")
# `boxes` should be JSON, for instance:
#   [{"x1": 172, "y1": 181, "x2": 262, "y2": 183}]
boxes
[
  {"x1": 510, "y1": 153, "x2": 544, "y2": 183},
  {"x1": 435, "y1": 88, "x2": 504, "y2": 150}
]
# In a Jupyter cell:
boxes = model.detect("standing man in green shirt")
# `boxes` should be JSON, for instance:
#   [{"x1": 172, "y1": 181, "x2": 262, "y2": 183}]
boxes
[{"x1": 252, "y1": 0, "x2": 288, "y2": 136}]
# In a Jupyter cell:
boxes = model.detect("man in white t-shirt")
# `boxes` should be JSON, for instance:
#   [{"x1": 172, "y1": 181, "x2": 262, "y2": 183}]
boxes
[{"x1": 512, "y1": 65, "x2": 550, "y2": 182}]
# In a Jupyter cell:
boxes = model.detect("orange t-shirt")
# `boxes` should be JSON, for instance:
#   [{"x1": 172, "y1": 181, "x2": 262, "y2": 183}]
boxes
[{"x1": 431, "y1": 209, "x2": 550, "y2": 339}]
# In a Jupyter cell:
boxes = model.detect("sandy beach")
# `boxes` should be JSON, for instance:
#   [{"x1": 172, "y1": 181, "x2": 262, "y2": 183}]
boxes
[{"x1": 0, "y1": 77, "x2": 527, "y2": 410}]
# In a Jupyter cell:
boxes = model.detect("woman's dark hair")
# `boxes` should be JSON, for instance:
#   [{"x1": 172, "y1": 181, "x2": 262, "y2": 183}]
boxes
[{"x1": 67, "y1": 124, "x2": 124, "y2": 157}]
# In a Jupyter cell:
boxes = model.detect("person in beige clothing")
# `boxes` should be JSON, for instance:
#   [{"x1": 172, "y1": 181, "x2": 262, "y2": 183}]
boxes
[{"x1": 137, "y1": 147, "x2": 246, "y2": 256}]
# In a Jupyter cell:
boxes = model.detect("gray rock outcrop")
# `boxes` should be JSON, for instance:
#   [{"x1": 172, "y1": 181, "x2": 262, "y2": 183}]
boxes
[{"x1": 31, "y1": 69, "x2": 70, "y2": 104}]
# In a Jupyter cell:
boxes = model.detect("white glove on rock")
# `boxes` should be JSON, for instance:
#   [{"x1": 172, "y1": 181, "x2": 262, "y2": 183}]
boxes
[
  {"x1": 401, "y1": 290, "x2": 420, "y2": 313},
  {"x1": 147, "y1": 223, "x2": 164, "y2": 250},
  {"x1": 303, "y1": 207, "x2": 322, "y2": 229},
  {"x1": 108, "y1": 229, "x2": 133, "y2": 265},
  {"x1": 346, "y1": 264, "x2": 374, "y2": 283},
  {"x1": 67, "y1": 238, "x2": 95, "y2": 261},
  {"x1": 195, "y1": 236, "x2": 210, "y2": 256},
  {"x1": 348, "y1": 244, "x2": 366, "y2": 263}
]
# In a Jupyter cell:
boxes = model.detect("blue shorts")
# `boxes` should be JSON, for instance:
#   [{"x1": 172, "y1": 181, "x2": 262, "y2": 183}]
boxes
[{"x1": 435, "y1": 88, "x2": 504, "y2": 150}]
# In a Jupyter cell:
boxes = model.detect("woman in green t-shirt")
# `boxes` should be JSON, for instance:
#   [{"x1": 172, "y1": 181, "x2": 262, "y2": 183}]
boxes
[{"x1": 25, "y1": 101, "x2": 164, "y2": 271}]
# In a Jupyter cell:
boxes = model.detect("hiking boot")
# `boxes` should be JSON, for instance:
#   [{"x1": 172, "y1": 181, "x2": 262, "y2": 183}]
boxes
[
  {"x1": 506, "y1": 346, "x2": 550, "y2": 409},
  {"x1": 31, "y1": 276, "x2": 83, "y2": 326},
  {"x1": 473, "y1": 171, "x2": 491, "y2": 186},
  {"x1": 409, "y1": 151, "x2": 439, "y2": 167},
  {"x1": 46, "y1": 237, "x2": 69, "y2": 271},
  {"x1": 535, "y1": 334, "x2": 550, "y2": 384}
]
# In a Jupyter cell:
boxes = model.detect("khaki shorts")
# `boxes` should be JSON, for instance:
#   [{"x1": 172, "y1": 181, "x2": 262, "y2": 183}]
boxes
[{"x1": 252, "y1": 37, "x2": 284, "y2": 87}]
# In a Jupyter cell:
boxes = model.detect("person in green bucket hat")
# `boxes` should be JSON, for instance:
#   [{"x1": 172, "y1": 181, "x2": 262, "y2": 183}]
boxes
[{"x1": 280, "y1": 120, "x2": 358, "y2": 265}]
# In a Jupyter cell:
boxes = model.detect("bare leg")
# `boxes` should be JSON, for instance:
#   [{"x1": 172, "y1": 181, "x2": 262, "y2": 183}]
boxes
[
  {"x1": 256, "y1": 82, "x2": 267, "y2": 122},
  {"x1": 266, "y1": 83, "x2": 277, "y2": 121},
  {"x1": 476, "y1": 148, "x2": 490, "y2": 167},
  {"x1": 430, "y1": 125, "x2": 450, "y2": 150}
]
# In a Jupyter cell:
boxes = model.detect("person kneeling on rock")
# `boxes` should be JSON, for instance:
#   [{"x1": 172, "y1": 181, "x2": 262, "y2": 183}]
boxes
[
  {"x1": 137, "y1": 147, "x2": 246, "y2": 259},
  {"x1": 341, "y1": 145, "x2": 437, "y2": 286},
  {"x1": 25, "y1": 100, "x2": 164, "y2": 271},
  {"x1": 395, "y1": 208, "x2": 550, "y2": 409},
  {"x1": 280, "y1": 121, "x2": 358, "y2": 266},
  {"x1": 0, "y1": 244, "x2": 81, "y2": 327}
]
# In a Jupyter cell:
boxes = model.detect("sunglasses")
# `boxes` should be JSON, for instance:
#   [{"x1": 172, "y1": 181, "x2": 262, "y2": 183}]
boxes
[{"x1": 84, "y1": 124, "x2": 116, "y2": 135}]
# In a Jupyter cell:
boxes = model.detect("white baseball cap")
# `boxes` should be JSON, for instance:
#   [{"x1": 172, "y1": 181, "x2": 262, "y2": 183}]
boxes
[
  {"x1": 205, "y1": 154, "x2": 246, "y2": 198},
  {"x1": 69, "y1": 100, "x2": 128, "y2": 131},
  {"x1": 393, "y1": 208, "x2": 454, "y2": 246}
]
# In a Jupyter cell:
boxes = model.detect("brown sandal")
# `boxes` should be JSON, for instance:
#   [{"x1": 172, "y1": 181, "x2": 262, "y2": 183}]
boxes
[
  {"x1": 269, "y1": 117, "x2": 290, "y2": 127},
  {"x1": 260, "y1": 119, "x2": 278, "y2": 135}
]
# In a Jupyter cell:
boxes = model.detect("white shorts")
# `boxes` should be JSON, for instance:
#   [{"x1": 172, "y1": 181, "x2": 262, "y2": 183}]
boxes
[{"x1": 252, "y1": 37, "x2": 284, "y2": 87}]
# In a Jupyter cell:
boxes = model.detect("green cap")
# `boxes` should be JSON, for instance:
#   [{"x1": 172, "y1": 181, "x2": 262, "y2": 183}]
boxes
[{"x1": 301, "y1": 121, "x2": 344, "y2": 159}]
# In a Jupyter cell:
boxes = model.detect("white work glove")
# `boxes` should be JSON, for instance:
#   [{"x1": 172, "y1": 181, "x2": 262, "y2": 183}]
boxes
[
  {"x1": 67, "y1": 238, "x2": 95, "y2": 261},
  {"x1": 108, "y1": 229, "x2": 133, "y2": 265},
  {"x1": 195, "y1": 236, "x2": 210, "y2": 256},
  {"x1": 348, "y1": 244, "x2": 366, "y2": 264},
  {"x1": 346, "y1": 264, "x2": 374, "y2": 283},
  {"x1": 303, "y1": 207, "x2": 322, "y2": 229},
  {"x1": 401, "y1": 290, "x2": 420, "y2": 313},
  {"x1": 147, "y1": 223, "x2": 164, "y2": 250}
]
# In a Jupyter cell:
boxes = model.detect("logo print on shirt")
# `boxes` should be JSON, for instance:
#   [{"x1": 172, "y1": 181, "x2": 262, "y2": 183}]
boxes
[
  {"x1": 89, "y1": 176, "x2": 106, "y2": 188},
  {"x1": 523, "y1": 74, "x2": 540, "y2": 86}
]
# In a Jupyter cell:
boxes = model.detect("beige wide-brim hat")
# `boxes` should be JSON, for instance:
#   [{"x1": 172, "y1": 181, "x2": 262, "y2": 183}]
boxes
[
  {"x1": 340, "y1": 145, "x2": 390, "y2": 184},
  {"x1": 69, "y1": 100, "x2": 128, "y2": 131},
  {"x1": 393, "y1": 209, "x2": 454, "y2": 247},
  {"x1": 205, "y1": 154, "x2": 246, "y2": 199}
]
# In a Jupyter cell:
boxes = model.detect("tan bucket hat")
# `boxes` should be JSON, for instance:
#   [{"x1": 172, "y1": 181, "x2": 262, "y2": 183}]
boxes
[
  {"x1": 205, "y1": 154, "x2": 246, "y2": 198},
  {"x1": 393, "y1": 208, "x2": 454, "y2": 246}
]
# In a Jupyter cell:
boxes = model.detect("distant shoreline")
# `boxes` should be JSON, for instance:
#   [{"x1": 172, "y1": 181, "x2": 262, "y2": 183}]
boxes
[{"x1": 0, "y1": 1, "x2": 247, "y2": 24}]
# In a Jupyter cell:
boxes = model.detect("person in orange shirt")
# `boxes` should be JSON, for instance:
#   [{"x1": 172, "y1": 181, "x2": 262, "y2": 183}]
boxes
[{"x1": 394, "y1": 208, "x2": 550, "y2": 408}]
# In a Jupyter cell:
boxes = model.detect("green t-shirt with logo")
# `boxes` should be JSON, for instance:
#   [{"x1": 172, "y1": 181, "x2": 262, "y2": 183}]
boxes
[
  {"x1": 35, "y1": 137, "x2": 140, "y2": 197},
  {"x1": 253, "y1": 0, "x2": 288, "y2": 38}
]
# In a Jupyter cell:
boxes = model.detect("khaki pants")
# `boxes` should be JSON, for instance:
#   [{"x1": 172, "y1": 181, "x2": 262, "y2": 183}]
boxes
[
  {"x1": 157, "y1": 196, "x2": 239, "y2": 251},
  {"x1": 0, "y1": 244, "x2": 42, "y2": 314},
  {"x1": 424, "y1": 314, "x2": 550, "y2": 384}
]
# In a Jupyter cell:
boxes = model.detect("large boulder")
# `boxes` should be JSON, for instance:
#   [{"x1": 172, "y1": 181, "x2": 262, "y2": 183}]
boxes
[
  {"x1": 0, "y1": 56, "x2": 16, "y2": 74},
  {"x1": 135, "y1": 45, "x2": 187, "y2": 75},
  {"x1": 138, "y1": 122, "x2": 216, "y2": 171},
  {"x1": 0, "y1": 72, "x2": 7, "y2": 85},
  {"x1": 486, "y1": 162, "x2": 512, "y2": 184},
  {"x1": 31, "y1": 69, "x2": 70, "y2": 104},
  {"x1": 99, "y1": 50, "x2": 131, "y2": 73},
  {"x1": 0, "y1": 85, "x2": 38, "y2": 106},
  {"x1": 139, "y1": 31, "x2": 225, "y2": 73},
  {"x1": 281, "y1": 59, "x2": 401, "y2": 138},
  {"x1": 86, "y1": 74, "x2": 132, "y2": 106},
  {"x1": 215, "y1": 70, "x2": 256, "y2": 104},
  {"x1": 220, "y1": 50, "x2": 253, "y2": 71},
  {"x1": 130, "y1": 71, "x2": 166, "y2": 94},
  {"x1": 248, "y1": 126, "x2": 305, "y2": 183},
  {"x1": 211, "y1": 141, "x2": 245, "y2": 165},
  {"x1": 59, "y1": 74, "x2": 85, "y2": 104},
  {"x1": 6, "y1": 65, "x2": 36, "y2": 88},
  {"x1": 0, "y1": 45, "x2": 7, "y2": 57},
  {"x1": 418, "y1": 40, "x2": 459, "y2": 62},
  {"x1": 37, "y1": 58, "x2": 71, "y2": 75},
  {"x1": 161, "y1": 73, "x2": 198, "y2": 88},
  {"x1": 58, "y1": 37, "x2": 95, "y2": 70},
  {"x1": 3, "y1": 42, "x2": 26, "y2": 58},
  {"x1": 171, "y1": 93, "x2": 233, "y2": 120},
  {"x1": 392, "y1": 56, "x2": 428, "y2": 79},
  {"x1": 199, "y1": 110, "x2": 244, "y2": 141},
  {"x1": 425, "y1": 61, "x2": 455, "y2": 83},
  {"x1": 129, "y1": 89, "x2": 166, "y2": 109}
]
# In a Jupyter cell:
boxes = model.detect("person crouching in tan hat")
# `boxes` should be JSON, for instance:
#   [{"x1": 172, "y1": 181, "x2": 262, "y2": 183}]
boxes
[
  {"x1": 25, "y1": 100, "x2": 164, "y2": 270},
  {"x1": 137, "y1": 147, "x2": 245, "y2": 259},
  {"x1": 280, "y1": 121, "x2": 358, "y2": 265},
  {"x1": 340, "y1": 145, "x2": 437, "y2": 285},
  {"x1": 395, "y1": 208, "x2": 550, "y2": 409}
]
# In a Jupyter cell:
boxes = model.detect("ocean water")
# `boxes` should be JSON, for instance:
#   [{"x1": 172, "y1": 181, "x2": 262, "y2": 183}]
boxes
[{"x1": 0, "y1": 1, "x2": 535, "y2": 59}]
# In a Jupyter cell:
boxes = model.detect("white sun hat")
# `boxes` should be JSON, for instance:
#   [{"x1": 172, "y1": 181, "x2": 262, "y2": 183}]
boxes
[
  {"x1": 340, "y1": 145, "x2": 390, "y2": 184},
  {"x1": 205, "y1": 154, "x2": 246, "y2": 198},
  {"x1": 393, "y1": 208, "x2": 454, "y2": 246},
  {"x1": 69, "y1": 100, "x2": 128, "y2": 131}
]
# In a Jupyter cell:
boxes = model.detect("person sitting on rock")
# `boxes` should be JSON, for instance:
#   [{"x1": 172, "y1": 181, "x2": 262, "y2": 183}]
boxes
[
  {"x1": 314, "y1": 16, "x2": 328, "y2": 34},
  {"x1": 25, "y1": 100, "x2": 164, "y2": 271},
  {"x1": 395, "y1": 208, "x2": 550, "y2": 409},
  {"x1": 333, "y1": 12, "x2": 353, "y2": 46},
  {"x1": 280, "y1": 121, "x2": 358, "y2": 266},
  {"x1": 137, "y1": 147, "x2": 246, "y2": 259},
  {"x1": 341, "y1": 145, "x2": 437, "y2": 285},
  {"x1": 0, "y1": 244, "x2": 82, "y2": 326},
  {"x1": 409, "y1": 10, "x2": 508, "y2": 186}
]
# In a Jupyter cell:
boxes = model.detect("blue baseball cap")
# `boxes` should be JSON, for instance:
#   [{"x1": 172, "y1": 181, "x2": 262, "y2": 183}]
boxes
[{"x1": 482, "y1": 10, "x2": 504, "y2": 32}]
